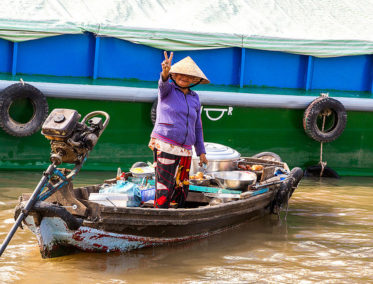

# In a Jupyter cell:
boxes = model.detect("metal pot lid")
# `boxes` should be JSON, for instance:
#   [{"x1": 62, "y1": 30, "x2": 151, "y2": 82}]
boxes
[{"x1": 192, "y1": 142, "x2": 241, "y2": 160}]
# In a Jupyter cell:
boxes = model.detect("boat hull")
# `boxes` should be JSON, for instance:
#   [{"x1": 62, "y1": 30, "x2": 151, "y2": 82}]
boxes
[
  {"x1": 24, "y1": 200, "x2": 270, "y2": 258},
  {"x1": 16, "y1": 164, "x2": 302, "y2": 258},
  {"x1": 25, "y1": 216, "x2": 222, "y2": 258}
]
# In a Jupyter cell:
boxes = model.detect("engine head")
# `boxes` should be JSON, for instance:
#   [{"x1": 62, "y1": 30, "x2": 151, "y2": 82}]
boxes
[
  {"x1": 41, "y1": 109, "x2": 109, "y2": 165},
  {"x1": 42, "y1": 109, "x2": 81, "y2": 140}
]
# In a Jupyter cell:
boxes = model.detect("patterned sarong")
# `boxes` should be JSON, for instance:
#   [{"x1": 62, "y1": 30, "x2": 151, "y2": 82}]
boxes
[{"x1": 153, "y1": 149, "x2": 192, "y2": 208}]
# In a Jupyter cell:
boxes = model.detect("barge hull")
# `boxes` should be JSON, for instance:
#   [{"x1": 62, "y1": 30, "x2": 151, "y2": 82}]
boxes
[
  {"x1": 1, "y1": 31, "x2": 373, "y2": 176},
  {"x1": 0, "y1": 97, "x2": 372, "y2": 176}
]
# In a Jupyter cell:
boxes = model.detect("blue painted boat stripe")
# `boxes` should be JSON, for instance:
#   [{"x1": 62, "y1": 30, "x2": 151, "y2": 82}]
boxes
[
  {"x1": 371, "y1": 55, "x2": 373, "y2": 93},
  {"x1": 239, "y1": 48, "x2": 246, "y2": 88},
  {"x1": 251, "y1": 188, "x2": 269, "y2": 196},
  {"x1": 11, "y1": 42, "x2": 18, "y2": 76},
  {"x1": 305, "y1": 56, "x2": 314, "y2": 91},
  {"x1": 93, "y1": 36, "x2": 101, "y2": 80}
]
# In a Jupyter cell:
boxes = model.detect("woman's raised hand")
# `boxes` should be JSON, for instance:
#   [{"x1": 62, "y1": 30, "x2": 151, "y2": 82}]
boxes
[{"x1": 161, "y1": 51, "x2": 173, "y2": 81}]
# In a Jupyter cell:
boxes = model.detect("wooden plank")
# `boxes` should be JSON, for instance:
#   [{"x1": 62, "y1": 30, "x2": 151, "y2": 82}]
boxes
[
  {"x1": 260, "y1": 166, "x2": 276, "y2": 182},
  {"x1": 186, "y1": 191, "x2": 211, "y2": 203},
  {"x1": 45, "y1": 182, "x2": 88, "y2": 217}
]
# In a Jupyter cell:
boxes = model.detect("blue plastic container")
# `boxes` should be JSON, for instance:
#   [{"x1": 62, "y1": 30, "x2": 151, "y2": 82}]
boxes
[
  {"x1": 99, "y1": 180, "x2": 141, "y2": 207},
  {"x1": 140, "y1": 187, "x2": 155, "y2": 202}
]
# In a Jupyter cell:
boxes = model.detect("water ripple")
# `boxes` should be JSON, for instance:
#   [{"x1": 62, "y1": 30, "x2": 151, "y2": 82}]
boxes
[{"x1": 1, "y1": 173, "x2": 373, "y2": 283}]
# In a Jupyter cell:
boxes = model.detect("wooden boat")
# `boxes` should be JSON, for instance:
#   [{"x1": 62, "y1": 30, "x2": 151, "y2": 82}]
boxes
[{"x1": 16, "y1": 159, "x2": 303, "y2": 258}]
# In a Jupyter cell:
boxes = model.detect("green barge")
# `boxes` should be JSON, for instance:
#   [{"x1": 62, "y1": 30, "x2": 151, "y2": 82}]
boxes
[{"x1": 1, "y1": 1, "x2": 373, "y2": 176}]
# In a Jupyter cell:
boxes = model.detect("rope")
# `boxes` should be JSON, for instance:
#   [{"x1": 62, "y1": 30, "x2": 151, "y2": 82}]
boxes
[
  {"x1": 284, "y1": 190, "x2": 290, "y2": 221},
  {"x1": 319, "y1": 113, "x2": 327, "y2": 177},
  {"x1": 317, "y1": 93, "x2": 331, "y2": 177}
]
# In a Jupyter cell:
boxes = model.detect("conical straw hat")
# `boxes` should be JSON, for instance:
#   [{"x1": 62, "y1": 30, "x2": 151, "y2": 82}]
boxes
[{"x1": 170, "y1": 56, "x2": 210, "y2": 84}]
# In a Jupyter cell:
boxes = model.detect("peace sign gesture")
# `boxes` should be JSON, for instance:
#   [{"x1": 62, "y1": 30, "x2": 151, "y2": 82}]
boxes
[{"x1": 161, "y1": 51, "x2": 173, "y2": 81}]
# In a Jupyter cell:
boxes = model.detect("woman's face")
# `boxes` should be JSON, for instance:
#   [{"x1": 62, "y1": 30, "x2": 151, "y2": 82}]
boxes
[{"x1": 173, "y1": 73, "x2": 200, "y2": 88}]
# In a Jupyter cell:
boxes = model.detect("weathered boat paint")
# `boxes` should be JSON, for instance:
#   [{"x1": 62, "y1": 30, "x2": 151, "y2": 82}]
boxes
[{"x1": 24, "y1": 215, "x2": 228, "y2": 258}]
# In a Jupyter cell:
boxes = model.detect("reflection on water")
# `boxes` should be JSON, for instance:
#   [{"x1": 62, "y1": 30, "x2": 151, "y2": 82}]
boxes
[{"x1": 1, "y1": 171, "x2": 373, "y2": 283}]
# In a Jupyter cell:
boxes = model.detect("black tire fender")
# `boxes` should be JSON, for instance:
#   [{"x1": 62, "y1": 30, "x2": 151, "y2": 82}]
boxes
[
  {"x1": 0, "y1": 83, "x2": 49, "y2": 137},
  {"x1": 303, "y1": 97, "x2": 347, "y2": 143},
  {"x1": 15, "y1": 201, "x2": 82, "y2": 231},
  {"x1": 151, "y1": 99, "x2": 157, "y2": 125},
  {"x1": 288, "y1": 167, "x2": 304, "y2": 196},
  {"x1": 252, "y1": 151, "x2": 282, "y2": 162},
  {"x1": 271, "y1": 167, "x2": 303, "y2": 213},
  {"x1": 304, "y1": 165, "x2": 340, "y2": 178}
]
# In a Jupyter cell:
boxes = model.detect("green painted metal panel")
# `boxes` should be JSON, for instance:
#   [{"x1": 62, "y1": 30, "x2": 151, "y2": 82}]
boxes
[{"x1": 0, "y1": 96, "x2": 372, "y2": 176}]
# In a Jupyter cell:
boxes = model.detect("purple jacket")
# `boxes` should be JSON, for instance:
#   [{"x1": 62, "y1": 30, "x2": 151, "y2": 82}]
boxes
[{"x1": 151, "y1": 76, "x2": 206, "y2": 156}]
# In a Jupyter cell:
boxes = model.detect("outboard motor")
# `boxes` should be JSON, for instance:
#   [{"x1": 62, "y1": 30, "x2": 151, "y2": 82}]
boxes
[
  {"x1": 42, "y1": 109, "x2": 109, "y2": 165},
  {"x1": 0, "y1": 109, "x2": 109, "y2": 257}
]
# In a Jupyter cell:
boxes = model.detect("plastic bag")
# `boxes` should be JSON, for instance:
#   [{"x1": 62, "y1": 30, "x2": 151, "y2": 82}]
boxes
[
  {"x1": 99, "y1": 180, "x2": 141, "y2": 207},
  {"x1": 140, "y1": 187, "x2": 155, "y2": 202}
]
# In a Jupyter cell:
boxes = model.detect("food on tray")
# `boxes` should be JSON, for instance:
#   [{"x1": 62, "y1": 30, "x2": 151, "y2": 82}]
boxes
[
  {"x1": 130, "y1": 166, "x2": 155, "y2": 176},
  {"x1": 190, "y1": 172, "x2": 203, "y2": 180},
  {"x1": 238, "y1": 164, "x2": 252, "y2": 171},
  {"x1": 252, "y1": 165, "x2": 263, "y2": 171},
  {"x1": 238, "y1": 164, "x2": 246, "y2": 170},
  {"x1": 190, "y1": 171, "x2": 209, "y2": 180},
  {"x1": 131, "y1": 167, "x2": 144, "y2": 173},
  {"x1": 189, "y1": 172, "x2": 212, "y2": 186}
]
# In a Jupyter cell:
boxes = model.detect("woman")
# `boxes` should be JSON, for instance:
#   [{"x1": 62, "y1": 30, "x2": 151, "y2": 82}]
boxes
[{"x1": 149, "y1": 51, "x2": 209, "y2": 208}]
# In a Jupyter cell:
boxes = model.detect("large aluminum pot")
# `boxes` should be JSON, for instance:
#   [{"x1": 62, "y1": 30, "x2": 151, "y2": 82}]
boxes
[
  {"x1": 190, "y1": 142, "x2": 241, "y2": 174},
  {"x1": 212, "y1": 171, "x2": 257, "y2": 190}
]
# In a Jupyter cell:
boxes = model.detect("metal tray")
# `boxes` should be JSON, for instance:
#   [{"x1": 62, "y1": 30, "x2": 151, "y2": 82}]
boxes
[{"x1": 189, "y1": 178, "x2": 211, "y2": 186}]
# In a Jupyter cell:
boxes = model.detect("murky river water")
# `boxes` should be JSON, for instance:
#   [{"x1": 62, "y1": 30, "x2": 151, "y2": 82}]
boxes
[{"x1": 0, "y1": 171, "x2": 373, "y2": 283}]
